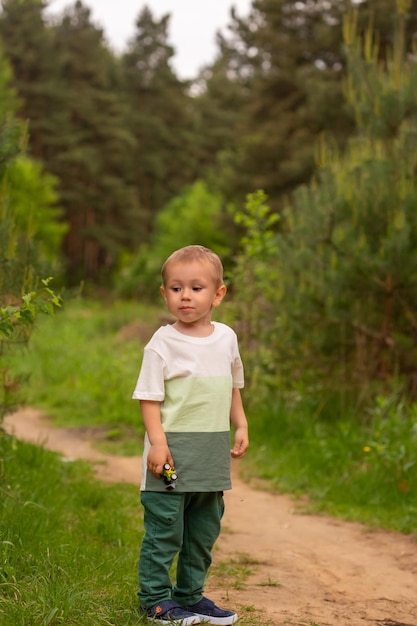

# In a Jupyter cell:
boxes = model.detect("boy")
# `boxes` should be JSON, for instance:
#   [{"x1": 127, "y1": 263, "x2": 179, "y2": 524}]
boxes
[{"x1": 132, "y1": 245, "x2": 249, "y2": 625}]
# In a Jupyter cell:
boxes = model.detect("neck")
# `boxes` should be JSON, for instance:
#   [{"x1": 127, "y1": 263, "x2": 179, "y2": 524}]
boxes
[{"x1": 173, "y1": 320, "x2": 214, "y2": 337}]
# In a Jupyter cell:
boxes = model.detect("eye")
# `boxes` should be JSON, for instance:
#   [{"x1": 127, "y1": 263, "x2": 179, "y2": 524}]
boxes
[
  {"x1": 192, "y1": 286, "x2": 203, "y2": 291},
  {"x1": 171, "y1": 287, "x2": 181, "y2": 293}
]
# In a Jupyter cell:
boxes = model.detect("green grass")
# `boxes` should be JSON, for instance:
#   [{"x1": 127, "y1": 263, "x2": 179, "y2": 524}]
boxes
[
  {"x1": 11, "y1": 297, "x2": 153, "y2": 455},
  {"x1": 0, "y1": 432, "x2": 143, "y2": 626},
  {"x1": 246, "y1": 394, "x2": 417, "y2": 533},
  {"x1": 8, "y1": 297, "x2": 417, "y2": 532},
  {"x1": 209, "y1": 553, "x2": 257, "y2": 591},
  {"x1": 0, "y1": 433, "x2": 277, "y2": 625},
  {"x1": 2, "y1": 297, "x2": 417, "y2": 625}
]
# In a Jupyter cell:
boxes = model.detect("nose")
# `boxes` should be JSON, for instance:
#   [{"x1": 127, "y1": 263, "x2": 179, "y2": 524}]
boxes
[{"x1": 181, "y1": 288, "x2": 191, "y2": 300}]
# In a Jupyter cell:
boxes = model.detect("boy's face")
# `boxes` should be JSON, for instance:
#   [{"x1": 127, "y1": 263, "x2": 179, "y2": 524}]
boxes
[{"x1": 160, "y1": 260, "x2": 226, "y2": 330}]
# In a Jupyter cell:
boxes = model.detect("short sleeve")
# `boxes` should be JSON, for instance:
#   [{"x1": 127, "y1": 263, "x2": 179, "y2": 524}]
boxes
[
  {"x1": 132, "y1": 348, "x2": 166, "y2": 401},
  {"x1": 231, "y1": 333, "x2": 245, "y2": 388}
]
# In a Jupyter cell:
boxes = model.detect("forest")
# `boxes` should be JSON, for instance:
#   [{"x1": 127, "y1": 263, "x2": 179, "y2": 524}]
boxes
[
  {"x1": 1, "y1": 2, "x2": 417, "y2": 623},
  {"x1": 2, "y1": 0, "x2": 417, "y2": 410}
]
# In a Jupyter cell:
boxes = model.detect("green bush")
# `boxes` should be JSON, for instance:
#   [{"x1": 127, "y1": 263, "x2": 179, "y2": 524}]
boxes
[{"x1": 114, "y1": 181, "x2": 232, "y2": 301}]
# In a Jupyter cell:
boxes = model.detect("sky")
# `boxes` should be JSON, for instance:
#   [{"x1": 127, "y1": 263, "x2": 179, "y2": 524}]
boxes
[{"x1": 46, "y1": 0, "x2": 253, "y2": 79}]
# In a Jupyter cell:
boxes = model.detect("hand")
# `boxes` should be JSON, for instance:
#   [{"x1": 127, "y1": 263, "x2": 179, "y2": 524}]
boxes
[
  {"x1": 230, "y1": 426, "x2": 249, "y2": 458},
  {"x1": 147, "y1": 444, "x2": 174, "y2": 478}
]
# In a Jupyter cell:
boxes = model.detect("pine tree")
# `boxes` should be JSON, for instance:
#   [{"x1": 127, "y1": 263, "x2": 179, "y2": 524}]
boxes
[
  {"x1": 121, "y1": 7, "x2": 197, "y2": 233},
  {"x1": 53, "y1": 1, "x2": 140, "y2": 281},
  {"x1": 191, "y1": 52, "x2": 249, "y2": 195},
  {"x1": 0, "y1": 0, "x2": 142, "y2": 282},
  {"x1": 0, "y1": 0, "x2": 66, "y2": 163},
  {"x1": 207, "y1": 0, "x2": 417, "y2": 208},
  {"x1": 208, "y1": 0, "x2": 352, "y2": 206},
  {"x1": 271, "y1": 1, "x2": 417, "y2": 396}
]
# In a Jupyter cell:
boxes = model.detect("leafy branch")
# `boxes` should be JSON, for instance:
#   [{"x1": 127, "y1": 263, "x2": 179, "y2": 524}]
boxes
[{"x1": 0, "y1": 278, "x2": 62, "y2": 339}]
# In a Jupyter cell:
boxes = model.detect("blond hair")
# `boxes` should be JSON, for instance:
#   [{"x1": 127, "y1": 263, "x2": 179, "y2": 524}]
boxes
[{"x1": 161, "y1": 245, "x2": 224, "y2": 287}]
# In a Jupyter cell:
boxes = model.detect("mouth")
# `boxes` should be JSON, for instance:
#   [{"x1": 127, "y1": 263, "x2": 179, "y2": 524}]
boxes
[{"x1": 179, "y1": 307, "x2": 193, "y2": 313}]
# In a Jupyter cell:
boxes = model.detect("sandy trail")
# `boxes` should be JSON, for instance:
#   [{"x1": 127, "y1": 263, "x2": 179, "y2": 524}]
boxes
[{"x1": 4, "y1": 407, "x2": 417, "y2": 626}]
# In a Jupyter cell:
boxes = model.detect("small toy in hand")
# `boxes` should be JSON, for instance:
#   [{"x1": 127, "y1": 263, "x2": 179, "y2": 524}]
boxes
[{"x1": 161, "y1": 463, "x2": 178, "y2": 490}]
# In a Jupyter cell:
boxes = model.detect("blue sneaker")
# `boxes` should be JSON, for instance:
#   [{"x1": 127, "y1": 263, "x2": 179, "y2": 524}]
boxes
[
  {"x1": 182, "y1": 597, "x2": 238, "y2": 625},
  {"x1": 147, "y1": 599, "x2": 200, "y2": 625}
]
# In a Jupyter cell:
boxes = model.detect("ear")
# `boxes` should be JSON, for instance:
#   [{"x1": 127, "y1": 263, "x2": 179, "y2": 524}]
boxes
[
  {"x1": 212, "y1": 284, "x2": 227, "y2": 307},
  {"x1": 160, "y1": 285, "x2": 167, "y2": 301}
]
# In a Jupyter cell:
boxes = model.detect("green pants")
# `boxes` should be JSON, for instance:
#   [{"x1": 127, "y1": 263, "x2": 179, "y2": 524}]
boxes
[{"x1": 138, "y1": 490, "x2": 225, "y2": 609}]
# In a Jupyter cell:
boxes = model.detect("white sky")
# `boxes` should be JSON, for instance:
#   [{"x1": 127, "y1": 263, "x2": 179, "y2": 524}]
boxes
[{"x1": 46, "y1": 0, "x2": 253, "y2": 79}]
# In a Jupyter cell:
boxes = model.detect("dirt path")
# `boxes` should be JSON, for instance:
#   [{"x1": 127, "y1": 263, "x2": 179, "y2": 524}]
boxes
[{"x1": 4, "y1": 408, "x2": 417, "y2": 626}]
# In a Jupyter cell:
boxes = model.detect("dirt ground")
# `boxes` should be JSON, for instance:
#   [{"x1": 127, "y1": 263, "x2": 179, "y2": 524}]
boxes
[{"x1": 4, "y1": 407, "x2": 417, "y2": 626}]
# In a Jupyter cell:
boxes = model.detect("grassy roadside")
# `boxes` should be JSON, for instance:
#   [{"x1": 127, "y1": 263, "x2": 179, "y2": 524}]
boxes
[
  {"x1": 1, "y1": 299, "x2": 269, "y2": 625},
  {"x1": 0, "y1": 433, "x2": 142, "y2": 626},
  {"x1": 8, "y1": 297, "x2": 417, "y2": 533},
  {"x1": 9, "y1": 297, "x2": 150, "y2": 456},
  {"x1": 246, "y1": 396, "x2": 417, "y2": 533},
  {"x1": 0, "y1": 434, "x2": 272, "y2": 626},
  {"x1": 1, "y1": 297, "x2": 416, "y2": 625}
]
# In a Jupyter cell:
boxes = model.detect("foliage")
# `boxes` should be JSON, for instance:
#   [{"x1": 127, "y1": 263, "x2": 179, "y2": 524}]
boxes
[
  {"x1": 0, "y1": 41, "x2": 63, "y2": 423},
  {"x1": 0, "y1": 433, "x2": 142, "y2": 625},
  {"x1": 53, "y1": 1, "x2": 141, "y2": 283},
  {"x1": 228, "y1": 190, "x2": 280, "y2": 397},
  {"x1": 190, "y1": 52, "x2": 249, "y2": 202},
  {"x1": 113, "y1": 245, "x2": 157, "y2": 300},
  {"x1": 115, "y1": 181, "x2": 232, "y2": 300},
  {"x1": 0, "y1": 154, "x2": 64, "y2": 302},
  {"x1": 0, "y1": 15, "x2": 64, "y2": 291},
  {"x1": 2, "y1": 0, "x2": 407, "y2": 286},
  {"x1": 230, "y1": 5, "x2": 417, "y2": 400},
  {"x1": 0, "y1": 279, "x2": 61, "y2": 339},
  {"x1": 4, "y1": 0, "x2": 416, "y2": 287},
  {"x1": 153, "y1": 181, "x2": 231, "y2": 264},
  {"x1": 210, "y1": 0, "x2": 417, "y2": 207},
  {"x1": 3, "y1": 156, "x2": 67, "y2": 281},
  {"x1": 121, "y1": 6, "x2": 198, "y2": 229},
  {"x1": 278, "y1": 7, "x2": 417, "y2": 395},
  {"x1": 0, "y1": 0, "x2": 141, "y2": 283},
  {"x1": 0, "y1": 281, "x2": 62, "y2": 423},
  {"x1": 211, "y1": 0, "x2": 353, "y2": 206}
]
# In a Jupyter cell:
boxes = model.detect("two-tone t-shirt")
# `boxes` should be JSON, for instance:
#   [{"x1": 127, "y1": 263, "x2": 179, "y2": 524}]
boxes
[{"x1": 132, "y1": 322, "x2": 244, "y2": 492}]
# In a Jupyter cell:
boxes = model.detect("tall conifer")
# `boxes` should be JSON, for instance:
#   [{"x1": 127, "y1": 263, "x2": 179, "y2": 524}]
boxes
[
  {"x1": 0, "y1": 0, "x2": 141, "y2": 282},
  {"x1": 273, "y1": 2, "x2": 417, "y2": 395},
  {"x1": 121, "y1": 7, "x2": 197, "y2": 233},
  {"x1": 54, "y1": 1, "x2": 140, "y2": 281},
  {"x1": 0, "y1": 0, "x2": 65, "y2": 162}
]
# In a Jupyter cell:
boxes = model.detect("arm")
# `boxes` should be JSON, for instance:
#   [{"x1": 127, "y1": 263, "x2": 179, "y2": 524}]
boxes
[
  {"x1": 140, "y1": 399, "x2": 174, "y2": 477},
  {"x1": 230, "y1": 387, "x2": 249, "y2": 458}
]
